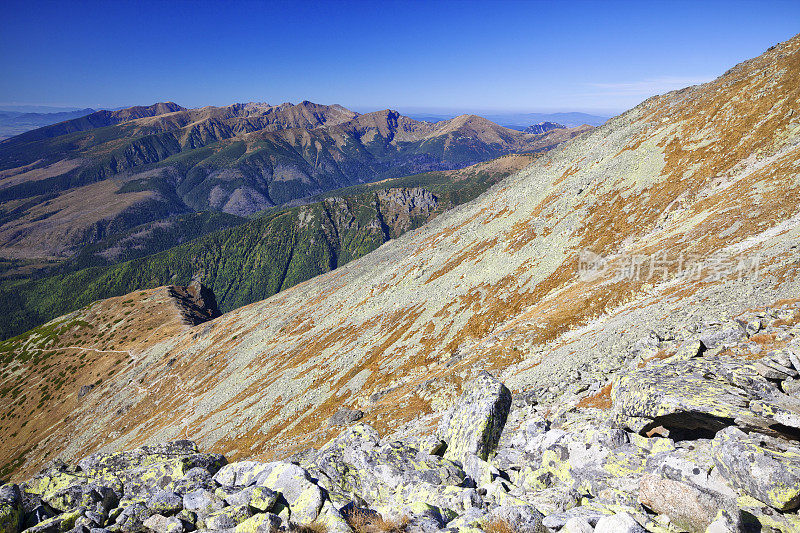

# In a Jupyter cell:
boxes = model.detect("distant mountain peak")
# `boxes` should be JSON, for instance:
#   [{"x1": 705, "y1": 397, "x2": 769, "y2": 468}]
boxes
[{"x1": 523, "y1": 121, "x2": 566, "y2": 134}]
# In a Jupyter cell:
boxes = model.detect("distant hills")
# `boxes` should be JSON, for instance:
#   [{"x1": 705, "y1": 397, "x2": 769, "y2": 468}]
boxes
[
  {"x1": 406, "y1": 110, "x2": 610, "y2": 129},
  {"x1": 0, "y1": 107, "x2": 95, "y2": 140},
  {"x1": 523, "y1": 121, "x2": 565, "y2": 134}
]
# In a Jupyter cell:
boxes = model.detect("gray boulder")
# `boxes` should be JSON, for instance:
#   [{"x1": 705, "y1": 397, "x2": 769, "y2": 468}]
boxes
[
  {"x1": 115, "y1": 503, "x2": 151, "y2": 533},
  {"x1": 0, "y1": 484, "x2": 21, "y2": 533},
  {"x1": 306, "y1": 423, "x2": 465, "y2": 509},
  {"x1": 203, "y1": 505, "x2": 252, "y2": 529},
  {"x1": 711, "y1": 426, "x2": 800, "y2": 511},
  {"x1": 181, "y1": 490, "x2": 223, "y2": 514},
  {"x1": 487, "y1": 504, "x2": 546, "y2": 533},
  {"x1": 327, "y1": 408, "x2": 364, "y2": 427},
  {"x1": 637, "y1": 473, "x2": 738, "y2": 532},
  {"x1": 593, "y1": 512, "x2": 645, "y2": 533},
  {"x1": 254, "y1": 463, "x2": 323, "y2": 525},
  {"x1": 145, "y1": 492, "x2": 182, "y2": 516},
  {"x1": 613, "y1": 353, "x2": 800, "y2": 439},
  {"x1": 438, "y1": 372, "x2": 512, "y2": 463},
  {"x1": 141, "y1": 514, "x2": 183, "y2": 533}
]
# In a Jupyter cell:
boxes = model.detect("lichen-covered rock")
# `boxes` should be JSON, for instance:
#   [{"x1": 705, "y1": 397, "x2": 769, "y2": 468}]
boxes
[
  {"x1": 307, "y1": 423, "x2": 465, "y2": 510},
  {"x1": 711, "y1": 426, "x2": 800, "y2": 511},
  {"x1": 181, "y1": 490, "x2": 224, "y2": 514},
  {"x1": 486, "y1": 504, "x2": 546, "y2": 533},
  {"x1": 169, "y1": 468, "x2": 213, "y2": 496},
  {"x1": 0, "y1": 484, "x2": 21, "y2": 533},
  {"x1": 637, "y1": 473, "x2": 738, "y2": 532},
  {"x1": 232, "y1": 512, "x2": 281, "y2": 533},
  {"x1": 25, "y1": 507, "x2": 84, "y2": 533},
  {"x1": 212, "y1": 462, "x2": 272, "y2": 488},
  {"x1": 118, "y1": 461, "x2": 188, "y2": 498},
  {"x1": 114, "y1": 503, "x2": 151, "y2": 533},
  {"x1": 141, "y1": 514, "x2": 183, "y2": 533},
  {"x1": 79, "y1": 442, "x2": 201, "y2": 475},
  {"x1": 254, "y1": 463, "x2": 322, "y2": 525},
  {"x1": 0, "y1": 502, "x2": 20, "y2": 533},
  {"x1": 438, "y1": 372, "x2": 511, "y2": 463},
  {"x1": 219, "y1": 486, "x2": 277, "y2": 513},
  {"x1": 202, "y1": 505, "x2": 252, "y2": 529},
  {"x1": 43, "y1": 485, "x2": 118, "y2": 515},
  {"x1": 613, "y1": 353, "x2": 800, "y2": 438},
  {"x1": 145, "y1": 492, "x2": 182, "y2": 516}
]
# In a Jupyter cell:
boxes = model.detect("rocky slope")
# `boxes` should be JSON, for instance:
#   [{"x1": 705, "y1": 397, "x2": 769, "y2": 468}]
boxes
[
  {"x1": 0, "y1": 101, "x2": 584, "y2": 261},
  {"x1": 2, "y1": 31, "x2": 800, "y2": 533},
  {"x1": 0, "y1": 153, "x2": 536, "y2": 340},
  {"x1": 3, "y1": 301, "x2": 800, "y2": 532}
]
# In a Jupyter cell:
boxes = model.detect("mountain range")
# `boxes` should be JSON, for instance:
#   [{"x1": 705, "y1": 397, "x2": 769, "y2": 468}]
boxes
[{"x1": 0, "y1": 101, "x2": 588, "y2": 264}]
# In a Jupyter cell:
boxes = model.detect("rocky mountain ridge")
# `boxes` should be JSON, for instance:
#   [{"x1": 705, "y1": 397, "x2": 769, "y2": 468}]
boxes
[{"x1": 0, "y1": 101, "x2": 585, "y2": 261}]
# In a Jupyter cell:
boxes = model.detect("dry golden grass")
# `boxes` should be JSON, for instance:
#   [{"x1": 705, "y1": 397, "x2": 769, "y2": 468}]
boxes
[
  {"x1": 576, "y1": 383, "x2": 613, "y2": 410},
  {"x1": 289, "y1": 521, "x2": 329, "y2": 533},
  {"x1": 344, "y1": 509, "x2": 409, "y2": 533},
  {"x1": 482, "y1": 518, "x2": 520, "y2": 533}
]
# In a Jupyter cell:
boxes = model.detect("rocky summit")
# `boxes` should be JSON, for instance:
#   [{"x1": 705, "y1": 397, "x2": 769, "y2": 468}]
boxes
[{"x1": 2, "y1": 25, "x2": 800, "y2": 533}]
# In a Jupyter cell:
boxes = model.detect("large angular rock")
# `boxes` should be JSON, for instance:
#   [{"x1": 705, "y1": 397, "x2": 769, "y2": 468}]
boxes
[
  {"x1": 637, "y1": 473, "x2": 738, "y2": 532},
  {"x1": 43, "y1": 485, "x2": 117, "y2": 515},
  {"x1": 254, "y1": 463, "x2": 323, "y2": 525},
  {"x1": 181, "y1": 490, "x2": 224, "y2": 514},
  {"x1": 203, "y1": 505, "x2": 252, "y2": 529},
  {"x1": 79, "y1": 442, "x2": 224, "y2": 478},
  {"x1": 142, "y1": 514, "x2": 183, "y2": 533},
  {"x1": 613, "y1": 354, "x2": 800, "y2": 439},
  {"x1": 212, "y1": 462, "x2": 272, "y2": 488},
  {"x1": 145, "y1": 491, "x2": 182, "y2": 516},
  {"x1": 486, "y1": 504, "x2": 546, "y2": 533},
  {"x1": 306, "y1": 423, "x2": 466, "y2": 509},
  {"x1": 711, "y1": 426, "x2": 800, "y2": 511},
  {"x1": 115, "y1": 503, "x2": 151, "y2": 533},
  {"x1": 233, "y1": 512, "x2": 281, "y2": 533},
  {"x1": 117, "y1": 460, "x2": 188, "y2": 498},
  {"x1": 170, "y1": 468, "x2": 214, "y2": 496},
  {"x1": 438, "y1": 372, "x2": 512, "y2": 463}
]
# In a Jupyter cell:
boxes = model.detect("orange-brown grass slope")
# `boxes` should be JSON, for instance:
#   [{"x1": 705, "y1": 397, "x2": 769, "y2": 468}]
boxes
[
  {"x1": 5, "y1": 35, "x2": 800, "y2": 479},
  {"x1": 0, "y1": 286, "x2": 213, "y2": 479}
]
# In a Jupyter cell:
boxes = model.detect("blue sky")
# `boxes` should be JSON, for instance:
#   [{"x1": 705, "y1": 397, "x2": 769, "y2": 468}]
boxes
[{"x1": 1, "y1": 0, "x2": 798, "y2": 115}]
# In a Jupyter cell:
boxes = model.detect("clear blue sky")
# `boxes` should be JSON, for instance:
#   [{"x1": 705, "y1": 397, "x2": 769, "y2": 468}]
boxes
[{"x1": 1, "y1": 0, "x2": 798, "y2": 115}]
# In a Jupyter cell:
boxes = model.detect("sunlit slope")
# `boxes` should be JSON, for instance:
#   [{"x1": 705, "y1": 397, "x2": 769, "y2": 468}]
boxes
[{"x1": 4, "y1": 35, "x2": 800, "y2": 479}]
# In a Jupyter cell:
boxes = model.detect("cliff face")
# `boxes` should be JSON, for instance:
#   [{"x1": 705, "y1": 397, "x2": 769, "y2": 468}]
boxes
[{"x1": 3, "y1": 34, "x2": 800, "y2": 492}]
